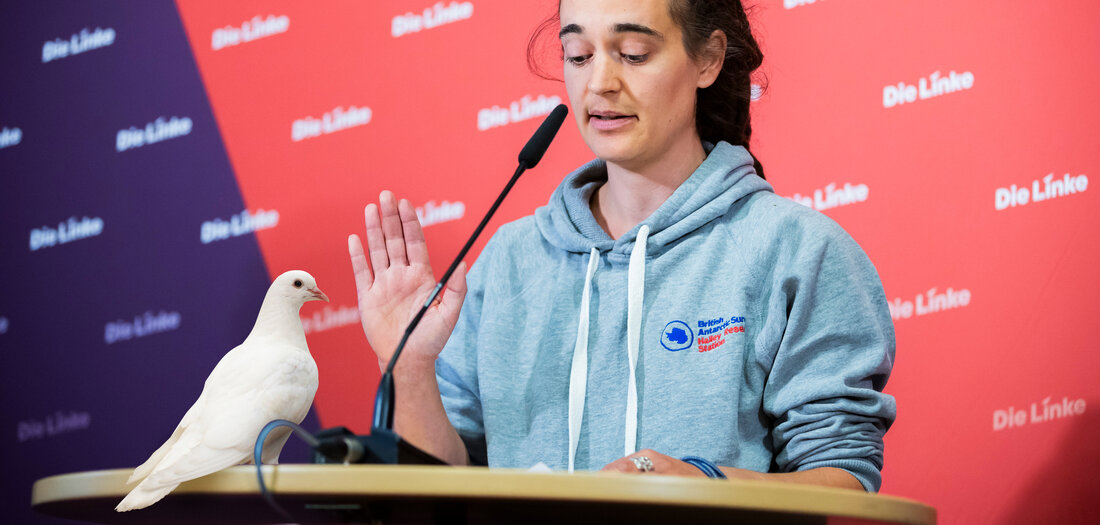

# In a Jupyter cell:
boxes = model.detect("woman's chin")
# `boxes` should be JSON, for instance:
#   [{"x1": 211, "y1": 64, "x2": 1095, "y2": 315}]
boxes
[{"x1": 586, "y1": 141, "x2": 644, "y2": 169}]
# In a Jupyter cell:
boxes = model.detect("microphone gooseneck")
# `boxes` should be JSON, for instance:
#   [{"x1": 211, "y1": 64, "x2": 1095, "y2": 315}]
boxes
[{"x1": 372, "y1": 104, "x2": 569, "y2": 432}]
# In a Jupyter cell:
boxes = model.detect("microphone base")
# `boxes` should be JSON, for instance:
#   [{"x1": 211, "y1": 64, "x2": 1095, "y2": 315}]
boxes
[{"x1": 313, "y1": 426, "x2": 446, "y2": 465}]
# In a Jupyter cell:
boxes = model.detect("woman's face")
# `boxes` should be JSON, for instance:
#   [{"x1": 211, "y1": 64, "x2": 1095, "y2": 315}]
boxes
[{"x1": 559, "y1": 0, "x2": 717, "y2": 171}]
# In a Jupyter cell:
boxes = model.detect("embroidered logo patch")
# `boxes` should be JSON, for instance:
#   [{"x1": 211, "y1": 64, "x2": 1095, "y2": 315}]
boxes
[{"x1": 660, "y1": 320, "x2": 693, "y2": 352}]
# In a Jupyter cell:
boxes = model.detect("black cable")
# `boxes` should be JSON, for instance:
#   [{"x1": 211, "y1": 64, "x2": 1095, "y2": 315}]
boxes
[{"x1": 253, "y1": 419, "x2": 320, "y2": 522}]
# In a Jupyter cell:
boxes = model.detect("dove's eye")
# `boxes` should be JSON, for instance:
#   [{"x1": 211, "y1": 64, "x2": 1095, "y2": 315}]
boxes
[{"x1": 293, "y1": 279, "x2": 303, "y2": 288}]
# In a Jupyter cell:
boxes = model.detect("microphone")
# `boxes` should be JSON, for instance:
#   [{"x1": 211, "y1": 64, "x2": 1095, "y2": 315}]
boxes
[
  {"x1": 313, "y1": 104, "x2": 569, "y2": 465},
  {"x1": 519, "y1": 103, "x2": 569, "y2": 168}
]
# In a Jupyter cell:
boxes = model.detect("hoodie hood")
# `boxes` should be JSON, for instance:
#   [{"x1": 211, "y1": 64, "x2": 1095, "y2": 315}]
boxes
[{"x1": 534, "y1": 142, "x2": 773, "y2": 258}]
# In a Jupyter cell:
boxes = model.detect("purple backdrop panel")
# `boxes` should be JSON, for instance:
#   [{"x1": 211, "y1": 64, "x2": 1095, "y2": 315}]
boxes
[{"x1": 0, "y1": 2, "x2": 320, "y2": 524}]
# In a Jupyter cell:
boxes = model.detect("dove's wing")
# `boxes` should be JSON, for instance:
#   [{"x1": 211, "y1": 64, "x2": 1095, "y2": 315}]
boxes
[
  {"x1": 115, "y1": 420, "x2": 248, "y2": 512},
  {"x1": 126, "y1": 390, "x2": 210, "y2": 484},
  {"x1": 143, "y1": 423, "x2": 248, "y2": 484},
  {"x1": 125, "y1": 341, "x2": 246, "y2": 484},
  {"x1": 116, "y1": 355, "x2": 251, "y2": 512},
  {"x1": 148, "y1": 339, "x2": 317, "y2": 479},
  {"x1": 120, "y1": 343, "x2": 257, "y2": 499}
]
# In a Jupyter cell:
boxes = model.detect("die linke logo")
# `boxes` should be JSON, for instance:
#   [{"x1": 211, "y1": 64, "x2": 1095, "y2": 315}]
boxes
[
  {"x1": 417, "y1": 200, "x2": 466, "y2": 227},
  {"x1": 788, "y1": 182, "x2": 869, "y2": 211},
  {"x1": 0, "y1": 126, "x2": 22, "y2": 149},
  {"x1": 995, "y1": 173, "x2": 1088, "y2": 211},
  {"x1": 42, "y1": 27, "x2": 116, "y2": 63},
  {"x1": 784, "y1": 0, "x2": 825, "y2": 9},
  {"x1": 993, "y1": 395, "x2": 1087, "y2": 432},
  {"x1": 292, "y1": 106, "x2": 372, "y2": 142},
  {"x1": 116, "y1": 116, "x2": 193, "y2": 152},
  {"x1": 662, "y1": 316, "x2": 745, "y2": 353},
  {"x1": 302, "y1": 305, "x2": 359, "y2": 335},
  {"x1": 888, "y1": 286, "x2": 971, "y2": 321},
  {"x1": 17, "y1": 411, "x2": 91, "y2": 443},
  {"x1": 392, "y1": 2, "x2": 474, "y2": 38},
  {"x1": 201, "y1": 209, "x2": 279, "y2": 244},
  {"x1": 212, "y1": 15, "x2": 289, "y2": 51},
  {"x1": 105, "y1": 311, "x2": 182, "y2": 345},
  {"x1": 478, "y1": 94, "x2": 562, "y2": 131},
  {"x1": 883, "y1": 70, "x2": 975, "y2": 109},
  {"x1": 30, "y1": 216, "x2": 104, "y2": 252}
]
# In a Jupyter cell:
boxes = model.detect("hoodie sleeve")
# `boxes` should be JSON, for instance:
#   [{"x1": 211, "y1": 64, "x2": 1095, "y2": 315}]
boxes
[
  {"x1": 435, "y1": 241, "x2": 490, "y2": 466},
  {"x1": 759, "y1": 214, "x2": 896, "y2": 492}
]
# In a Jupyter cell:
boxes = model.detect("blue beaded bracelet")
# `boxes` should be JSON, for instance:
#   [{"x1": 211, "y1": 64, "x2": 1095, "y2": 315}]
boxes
[{"x1": 681, "y1": 456, "x2": 727, "y2": 479}]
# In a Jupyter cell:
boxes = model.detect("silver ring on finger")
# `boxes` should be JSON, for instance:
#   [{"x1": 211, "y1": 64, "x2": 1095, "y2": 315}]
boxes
[{"x1": 630, "y1": 455, "x2": 654, "y2": 473}]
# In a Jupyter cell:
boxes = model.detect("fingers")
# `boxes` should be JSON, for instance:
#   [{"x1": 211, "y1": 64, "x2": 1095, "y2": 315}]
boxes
[
  {"x1": 600, "y1": 458, "x2": 636, "y2": 474},
  {"x1": 365, "y1": 192, "x2": 430, "y2": 271},
  {"x1": 601, "y1": 450, "x2": 677, "y2": 475},
  {"x1": 398, "y1": 197, "x2": 430, "y2": 266},
  {"x1": 601, "y1": 453, "x2": 652, "y2": 474},
  {"x1": 348, "y1": 234, "x2": 374, "y2": 291},
  {"x1": 379, "y1": 190, "x2": 408, "y2": 266},
  {"x1": 364, "y1": 203, "x2": 389, "y2": 271}
]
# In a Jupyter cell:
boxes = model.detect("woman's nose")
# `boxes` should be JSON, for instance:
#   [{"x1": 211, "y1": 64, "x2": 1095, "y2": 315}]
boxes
[{"x1": 587, "y1": 53, "x2": 622, "y2": 94}]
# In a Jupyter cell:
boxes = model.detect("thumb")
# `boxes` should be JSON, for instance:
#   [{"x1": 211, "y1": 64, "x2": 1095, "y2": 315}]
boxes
[{"x1": 438, "y1": 261, "x2": 468, "y2": 321}]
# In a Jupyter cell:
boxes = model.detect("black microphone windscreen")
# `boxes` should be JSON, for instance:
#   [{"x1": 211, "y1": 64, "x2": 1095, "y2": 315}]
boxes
[{"x1": 517, "y1": 104, "x2": 568, "y2": 168}]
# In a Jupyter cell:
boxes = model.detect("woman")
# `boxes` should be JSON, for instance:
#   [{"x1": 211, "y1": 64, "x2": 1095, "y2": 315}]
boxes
[{"x1": 349, "y1": 0, "x2": 894, "y2": 491}]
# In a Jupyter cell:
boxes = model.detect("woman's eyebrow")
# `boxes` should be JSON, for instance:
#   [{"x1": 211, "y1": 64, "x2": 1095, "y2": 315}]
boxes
[
  {"x1": 559, "y1": 23, "x2": 664, "y2": 40},
  {"x1": 559, "y1": 23, "x2": 583, "y2": 38},
  {"x1": 613, "y1": 23, "x2": 663, "y2": 40}
]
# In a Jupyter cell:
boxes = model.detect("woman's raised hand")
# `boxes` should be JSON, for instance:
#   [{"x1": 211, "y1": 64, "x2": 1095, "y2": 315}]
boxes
[{"x1": 348, "y1": 190, "x2": 467, "y2": 372}]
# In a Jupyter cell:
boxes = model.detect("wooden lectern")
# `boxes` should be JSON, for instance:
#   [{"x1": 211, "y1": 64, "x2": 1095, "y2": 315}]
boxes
[{"x1": 33, "y1": 465, "x2": 935, "y2": 524}]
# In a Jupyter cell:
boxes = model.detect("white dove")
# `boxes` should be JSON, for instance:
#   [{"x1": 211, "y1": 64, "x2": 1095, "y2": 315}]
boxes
[{"x1": 116, "y1": 270, "x2": 328, "y2": 512}]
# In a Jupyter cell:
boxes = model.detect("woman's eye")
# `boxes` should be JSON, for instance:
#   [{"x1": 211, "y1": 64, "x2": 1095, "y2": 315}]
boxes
[
  {"x1": 622, "y1": 53, "x2": 648, "y2": 64},
  {"x1": 566, "y1": 54, "x2": 592, "y2": 66}
]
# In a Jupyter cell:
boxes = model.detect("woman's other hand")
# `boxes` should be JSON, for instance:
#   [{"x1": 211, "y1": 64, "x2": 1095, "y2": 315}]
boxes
[{"x1": 601, "y1": 449, "x2": 708, "y2": 477}]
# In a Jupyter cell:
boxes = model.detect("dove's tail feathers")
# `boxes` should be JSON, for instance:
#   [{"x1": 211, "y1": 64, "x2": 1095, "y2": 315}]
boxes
[
  {"x1": 116, "y1": 448, "x2": 247, "y2": 512},
  {"x1": 115, "y1": 480, "x2": 181, "y2": 512},
  {"x1": 126, "y1": 426, "x2": 186, "y2": 485}
]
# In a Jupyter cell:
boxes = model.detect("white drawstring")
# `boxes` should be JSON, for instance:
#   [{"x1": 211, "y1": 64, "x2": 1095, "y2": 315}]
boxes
[
  {"x1": 624, "y1": 225, "x2": 649, "y2": 457},
  {"x1": 566, "y1": 225, "x2": 649, "y2": 471},
  {"x1": 567, "y1": 247, "x2": 600, "y2": 473}
]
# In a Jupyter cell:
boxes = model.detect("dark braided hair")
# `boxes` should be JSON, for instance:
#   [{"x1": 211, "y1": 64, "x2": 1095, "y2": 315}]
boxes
[
  {"x1": 668, "y1": 0, "x2": 765, "y2": 178},
  {"x1": 527, "y1": 0, "x2": 766, "y2": 178}
]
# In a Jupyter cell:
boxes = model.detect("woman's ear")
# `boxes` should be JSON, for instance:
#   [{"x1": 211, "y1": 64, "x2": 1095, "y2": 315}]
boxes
[{"x1": 697, "y1": 29, "x2": 727, "y2": 89}]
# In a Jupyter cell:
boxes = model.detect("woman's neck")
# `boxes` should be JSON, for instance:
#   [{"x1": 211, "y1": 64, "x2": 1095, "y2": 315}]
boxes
[{"x1": 591, "y1": 139, "x2": 707, "y2": 240}]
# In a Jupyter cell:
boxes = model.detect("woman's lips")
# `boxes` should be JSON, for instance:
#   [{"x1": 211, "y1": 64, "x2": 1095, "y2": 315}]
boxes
[{"x1": 589, "y1": 114, "x2": 636, "y2": 131}]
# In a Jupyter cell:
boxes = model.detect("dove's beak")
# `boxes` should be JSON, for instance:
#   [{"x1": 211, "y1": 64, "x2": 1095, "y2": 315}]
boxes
[{"x1": 309, "y1": 288, "x2": 330, "y2": 302}]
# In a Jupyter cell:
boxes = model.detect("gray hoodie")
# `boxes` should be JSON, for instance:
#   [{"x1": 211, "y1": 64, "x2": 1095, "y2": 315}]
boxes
[{"x1": 436, "y1": 142, "x2": 896, "y2": 491}]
